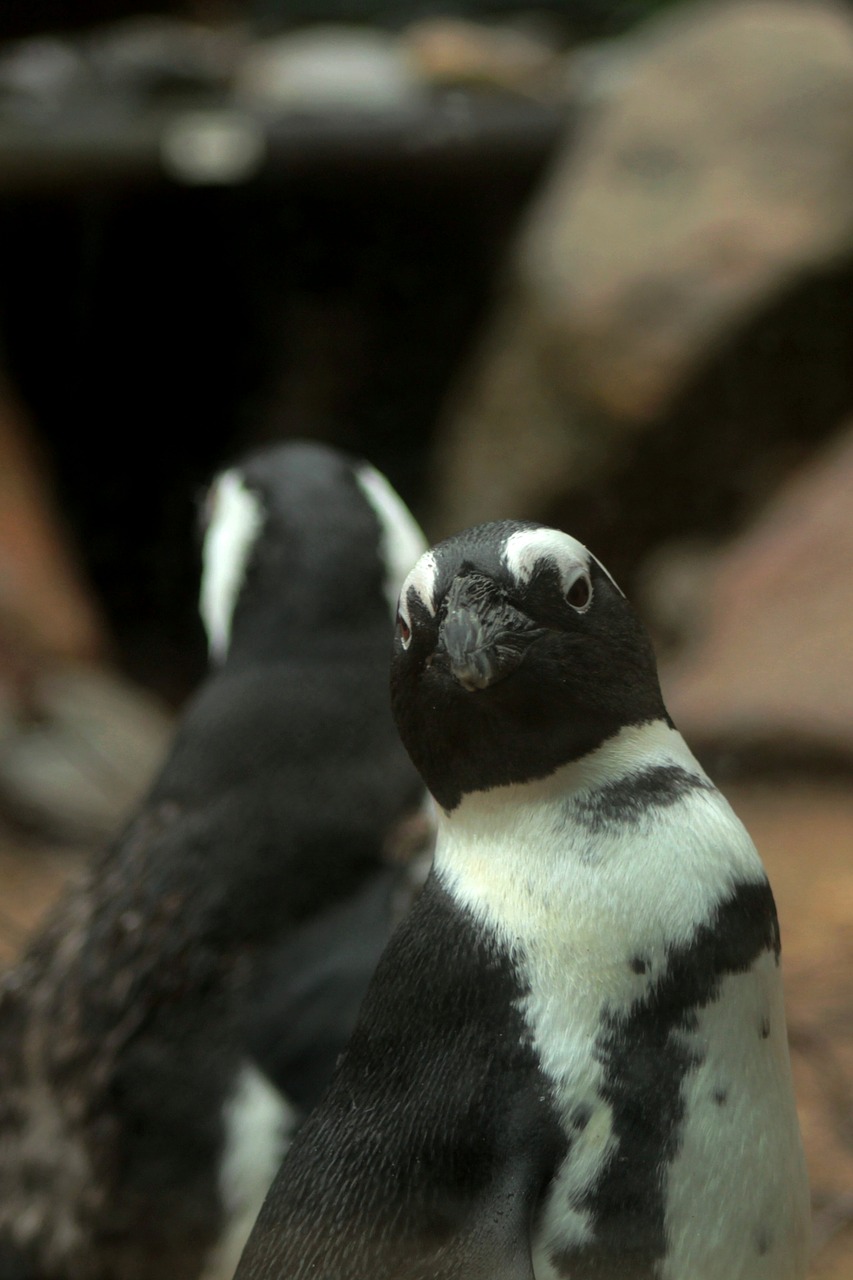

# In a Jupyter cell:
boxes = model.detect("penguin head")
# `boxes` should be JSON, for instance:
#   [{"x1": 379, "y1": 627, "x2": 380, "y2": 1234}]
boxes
[
  {"x1": 390, "y1": 521, "x2": 668, "y2": 811},
  {"x1": 199, "y1": 441, "x2": 426, "y2": 667}
]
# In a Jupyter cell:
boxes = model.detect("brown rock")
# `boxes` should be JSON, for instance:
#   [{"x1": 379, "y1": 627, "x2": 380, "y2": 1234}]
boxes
[
  {"x1": 428, "y1": 297, "x2": 619, "y2": 534},
  {"x1": 724, "y1": 782, "x2": 853, "y2": 1277},
  {"x1": 518, "y1": 0, "x2": 853, "y2": 423},
  {"x1": 660, "y1": 422, "x2": 853, "y2": 765},
  {"x1": 402, "y1": 18, "x2": 559, "y2": 95},
  {"x1": 0, "y1": 839, "x2": 85, "y2": 968},
  {"x1": 0, "y1": 386, "x2": 108, "y2": 671},
  {"x1": 429, "y1": 0, "x2": 853, "y2": 536},
  {"x1": 0, "y1": 666, "x2": 173, "y2": 845}
]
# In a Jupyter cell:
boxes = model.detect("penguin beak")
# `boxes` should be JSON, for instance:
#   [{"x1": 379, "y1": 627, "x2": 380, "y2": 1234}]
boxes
[{"x1": 437, "y1": 576, "x2": 538, "y2": 692}]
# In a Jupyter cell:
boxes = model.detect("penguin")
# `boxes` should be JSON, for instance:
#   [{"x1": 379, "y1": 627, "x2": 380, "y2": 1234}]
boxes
[
  {"x1": 198, "y1": 443, "x2": 432, "y2": 1112},
  {"x1": 0, "y1": 441, "x2": 428, "y2": 1280},
  {"x1": 234, "y1": 519, "x2": 810, "y2": 1280}
]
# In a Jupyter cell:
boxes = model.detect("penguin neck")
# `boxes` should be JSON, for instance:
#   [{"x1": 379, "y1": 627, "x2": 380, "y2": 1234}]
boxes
[
  {"x1": 432, "y1": 719, "x2": 764, "y2": 941},
  {"x1": 436, "y1": 719, "x2": 706, "y2": 832}
]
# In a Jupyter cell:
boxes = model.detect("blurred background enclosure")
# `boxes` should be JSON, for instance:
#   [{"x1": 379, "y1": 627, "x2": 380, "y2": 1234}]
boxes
[{"x1": 0, "y1": 0, "x2": 852, "y2": 1274}]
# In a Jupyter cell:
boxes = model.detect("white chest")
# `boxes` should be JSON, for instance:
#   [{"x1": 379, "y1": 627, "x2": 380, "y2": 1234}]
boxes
[
  {"x1": 435, "y1": 726, "x2": 810, "y2": 1279},
  {"x1": 527, "y1": 954, "x2": 809, "y2": 1280}
]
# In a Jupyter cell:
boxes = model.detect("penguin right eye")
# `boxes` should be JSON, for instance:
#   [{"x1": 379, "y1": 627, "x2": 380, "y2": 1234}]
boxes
[
  {"x1": 566, "y1": 571, "x2": 592, "y2": 612},
  {"x1": 397, "y1": 613, "x2": 412, "y2": 648}
]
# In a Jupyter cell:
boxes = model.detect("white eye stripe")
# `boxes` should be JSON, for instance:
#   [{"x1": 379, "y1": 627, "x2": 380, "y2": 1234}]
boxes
[
  {"x1": 503, "y1": 527, "x2": 590, "y2": 595},
  {"x1": 398, "y1": 550, "x2": 438, "y2": 635},
  {"x1": 354, "y1": 464, "x2": 427, "y2": 620},
  {"x1": 503, "y1": 526, "x2": 624, "y2": 599},
  {"x1": 199, "y1": 469, "x2": 264, "y2": 665}
]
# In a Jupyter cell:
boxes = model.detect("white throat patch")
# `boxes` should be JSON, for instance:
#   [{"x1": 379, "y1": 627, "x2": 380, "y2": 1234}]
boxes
[
  {"x1": 199, "y1": 469, "x2": 264, "y2": 665},
  {"x1": 354, "y1": 464, "x2": 427, "y2": 618}
]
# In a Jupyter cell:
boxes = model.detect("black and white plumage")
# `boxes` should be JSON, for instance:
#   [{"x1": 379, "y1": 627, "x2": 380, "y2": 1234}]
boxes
[
  {"x1": 235, "y1": 520, "x2": 810, "y2": 1280},
  {"x1": 0, "y1": 441, "x2": 427, "y2": 1280}
]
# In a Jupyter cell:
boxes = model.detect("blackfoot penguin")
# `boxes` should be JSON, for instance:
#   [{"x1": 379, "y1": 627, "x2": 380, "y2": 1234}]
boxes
[
  {"x1": 234, "y1": 520, "x2": 810, "y2": 1280},
  {"x1": 0, "y1": 442, "x2": 427, "y2": 1280}
]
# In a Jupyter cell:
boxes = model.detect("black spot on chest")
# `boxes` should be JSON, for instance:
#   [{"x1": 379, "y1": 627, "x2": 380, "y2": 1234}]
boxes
[
  {"x1": 570, "y1": 765, "x2": 716, "y2": 835},
  {"x1": 551, "y1": 878, "x2": 780, "y2": 1280}
]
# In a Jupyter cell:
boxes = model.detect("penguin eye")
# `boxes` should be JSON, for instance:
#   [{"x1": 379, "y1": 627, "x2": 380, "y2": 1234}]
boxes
[
  {"x1": 397, "y1": 612, "x2": 412, "y2": 648},
  {"x1": 566, "y1": 572, "x2": 592, "y2": 612}
]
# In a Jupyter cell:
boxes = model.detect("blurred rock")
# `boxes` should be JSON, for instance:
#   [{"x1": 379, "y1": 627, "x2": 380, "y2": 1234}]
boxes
[
  {"x1": 0, "y1": 385, "x2": 107, "y2": 669},
  {"x1": 0, "y1": 664, "x2": 172, "y2": 845},
  {"x1": 726, "y1": 781, "x2": 853, "y2": 1279},
  {"x1": 0, "y1": 37, "x2": 87, "y2": 117},
  {"x1": 429, "y1": 0, "x2": 853, "y2": 533},
  {"x1": 0, "y1": 19, "x2": 245, "y2": 119},
  {"x1": 633, "y1": 535, "x2": 718, "y2": 654},
  {"x1": 660, "y1": 421, "x2": 853, "y2": 768},
  {"x1": 234, "y1": 27, "x2": 428, "y2": 113},
  {"x1": 0, "y1": 335, "x2": 173, "y2": 849},
  {"x1": 0, "y1": 359, "x2": 173, "y2": 848},
  {"x1": 85, "y1": 17, "x2": 245, "y2": 99},
  {"x1": 0, "y1": 836, "x2": 85, "y2": 967},
  {"x1": 520, "y1": 0, "x2": 853, "y2": 422},
  {"x1": 402, "y1": 18, "x2": 560, "y2": 95},
  {"x1": 429, "y1": 296, "x2": 608, "y2": 534}
]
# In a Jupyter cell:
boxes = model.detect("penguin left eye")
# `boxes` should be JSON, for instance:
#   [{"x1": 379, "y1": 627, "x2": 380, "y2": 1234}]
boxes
[
  {"x1": 397, "y1": 612, "x2": 412, "y2": 648},
  {"x1": 566, "y1": 572, "x2": 592, "y2": 611}
]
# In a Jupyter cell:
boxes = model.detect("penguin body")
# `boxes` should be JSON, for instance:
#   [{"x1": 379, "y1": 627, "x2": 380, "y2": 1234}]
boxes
[
  {"x1": 235, "y1": 521, "x2": 809, "y2": 1280},
  {"x1": 0, "y1": 442, "x2": 427, "y2": 1280}
]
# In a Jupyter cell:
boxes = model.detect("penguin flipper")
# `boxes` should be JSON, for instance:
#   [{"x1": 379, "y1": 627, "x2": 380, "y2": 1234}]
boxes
[
  {"x1": 377, "y1": 1179, "x2": 537, "y2": 1280},
  {"x1": 404, "y1": 1201, "x2": 536, "y2": 1280},
  {"x1": 244, "y1": 871, "x2": 397, "y2": 1111},
  {"x1": 235, "y1": 1178, "x2": 537, "y2": 1280}
]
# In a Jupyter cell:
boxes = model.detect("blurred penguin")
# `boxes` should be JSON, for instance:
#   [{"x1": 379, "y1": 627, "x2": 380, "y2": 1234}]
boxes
[{"x1": 0, "y1": 440, "x2": 429, "y2": 1280}]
